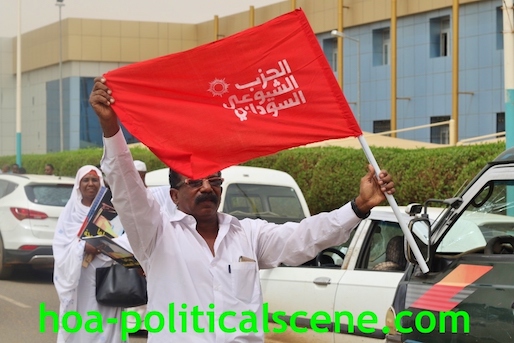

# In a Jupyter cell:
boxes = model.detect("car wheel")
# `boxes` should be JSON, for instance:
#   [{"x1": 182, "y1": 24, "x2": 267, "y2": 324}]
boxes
[{"x1": 0, "y1": 234, "x2": 13, "y2": 280}]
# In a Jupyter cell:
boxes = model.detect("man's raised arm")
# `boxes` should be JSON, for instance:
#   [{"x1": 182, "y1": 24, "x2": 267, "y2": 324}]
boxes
[{"x1": 89, "y1": 77, "x2": 161, "y2": 265}]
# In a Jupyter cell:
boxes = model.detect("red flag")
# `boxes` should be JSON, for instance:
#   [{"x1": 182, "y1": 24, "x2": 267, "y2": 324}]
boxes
[{"x1": 105, "y1": 9, "x2": 362, "y2": 178}]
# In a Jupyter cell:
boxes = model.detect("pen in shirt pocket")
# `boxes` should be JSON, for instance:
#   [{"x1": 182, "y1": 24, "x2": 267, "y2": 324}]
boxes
[
  {"x1": 228, "y1": 264, "x2": 231, "y2": 273},
  {"x1": 239, "y1": 255, "x2": 256, "y2": 262}
]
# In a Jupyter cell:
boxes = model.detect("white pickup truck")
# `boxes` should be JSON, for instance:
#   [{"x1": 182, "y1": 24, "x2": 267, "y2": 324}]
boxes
[{"x1": 145, "y1": 165, "x2": 311, "y2": 224}]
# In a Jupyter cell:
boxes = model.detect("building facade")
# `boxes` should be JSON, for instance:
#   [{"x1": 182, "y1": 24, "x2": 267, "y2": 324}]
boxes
[{"x1": 0, "y1": 0, "x2": 506, "y2": 156}]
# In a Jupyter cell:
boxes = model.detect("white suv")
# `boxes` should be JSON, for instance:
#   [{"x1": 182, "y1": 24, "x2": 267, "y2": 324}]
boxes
[{"x1": 0, "y1": 173, "x2": 74, "y2": 279}]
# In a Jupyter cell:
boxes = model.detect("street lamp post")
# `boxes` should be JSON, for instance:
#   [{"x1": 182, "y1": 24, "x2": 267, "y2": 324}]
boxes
[
  {"x1": 503, "y1": 0, "x2": 514, "y2": 149},
  {"x1": 56, "y1": 0, "x2": 64, "y2": 152},
  {"x1": 331, "y1": 30, "x2": 360, "y2": 124},
  {"x1": 16, "y1": 0, "x2": 21, "y2": 166}
]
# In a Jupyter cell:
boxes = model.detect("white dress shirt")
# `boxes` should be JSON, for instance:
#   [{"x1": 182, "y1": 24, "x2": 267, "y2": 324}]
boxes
[
  {"x1": 149, "y1": 185, "x2": 177, "y2": 217},
  {"x1": 101, "y1": 129, "x2": 361, "y2": 343}
]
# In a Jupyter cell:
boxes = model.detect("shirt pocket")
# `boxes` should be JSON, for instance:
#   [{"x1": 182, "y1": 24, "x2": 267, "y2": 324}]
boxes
[{"x1": 230, "y1": 261, "x2": 258, "y2": 302}]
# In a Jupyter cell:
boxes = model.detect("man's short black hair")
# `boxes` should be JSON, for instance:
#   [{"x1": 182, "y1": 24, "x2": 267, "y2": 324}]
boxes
[{"x1": 169, "y1": 169, "x2": 182, "y2": 189}]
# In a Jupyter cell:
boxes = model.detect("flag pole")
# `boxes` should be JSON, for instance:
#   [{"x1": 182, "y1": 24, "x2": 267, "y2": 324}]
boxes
[{"x1": 358, "y1": 135, "x2": 429, "y2": 273}]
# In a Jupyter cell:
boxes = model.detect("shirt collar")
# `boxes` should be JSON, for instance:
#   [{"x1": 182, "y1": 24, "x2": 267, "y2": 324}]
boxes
[{"x1": 169, "y1": 209, "x2": 242, "y2": 230}]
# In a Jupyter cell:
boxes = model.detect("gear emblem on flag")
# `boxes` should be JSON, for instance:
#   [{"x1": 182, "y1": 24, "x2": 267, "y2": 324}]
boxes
[{"x1": 207, "y1": 78, "x2": 230, "y2": 97}]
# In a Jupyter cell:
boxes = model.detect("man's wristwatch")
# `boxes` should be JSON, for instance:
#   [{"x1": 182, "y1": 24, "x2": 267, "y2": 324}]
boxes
[{"x1": 351, "y1": 198, "x2": 371, "y2": 219}]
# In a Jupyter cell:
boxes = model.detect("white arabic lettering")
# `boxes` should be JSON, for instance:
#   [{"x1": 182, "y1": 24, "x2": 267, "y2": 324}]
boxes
[{"x1": 221, "y1": 59, "x2": 306, "y2": 121}]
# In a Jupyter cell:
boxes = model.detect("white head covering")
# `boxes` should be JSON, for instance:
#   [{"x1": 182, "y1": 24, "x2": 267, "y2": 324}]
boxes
[
  {"x1": 133, "y1": 160, "x2": 147, "y2": 172},
  {"x1": 52, "y1": 165, "x2": 105, "y2": 341},
  {"x1": 55, "y1": 166, "x2": 105, "y2": 246},
  {"x1": 71, "y1": 165, "x2": 105, "y2": 202}
]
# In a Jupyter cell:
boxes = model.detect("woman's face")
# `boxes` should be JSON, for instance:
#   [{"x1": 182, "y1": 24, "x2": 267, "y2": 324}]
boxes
[{"x1": 79, "y1": 171, "x2": 101, "y2": 206}]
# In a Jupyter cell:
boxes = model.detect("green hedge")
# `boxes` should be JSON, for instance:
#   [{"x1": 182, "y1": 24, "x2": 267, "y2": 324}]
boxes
[
  {"x1": 0, "y1": 142, "x2": 506, "y2": 215},
  {"x1": 243, "y1": 142, "x2": 506, "y2": 214},
  {"x1": 0, "y1": 147, "x2": 167, "y2": 178}
]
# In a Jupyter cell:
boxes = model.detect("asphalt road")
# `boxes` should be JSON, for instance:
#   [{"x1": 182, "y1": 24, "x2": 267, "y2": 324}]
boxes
[{"x1": 0, "y1": 266, "x2": 147, "y2": 342}]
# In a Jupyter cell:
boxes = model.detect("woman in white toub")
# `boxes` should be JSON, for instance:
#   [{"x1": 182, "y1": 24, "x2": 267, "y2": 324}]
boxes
[{"x1": 52, "y1": 165, "x2": 127, "y2": 343}]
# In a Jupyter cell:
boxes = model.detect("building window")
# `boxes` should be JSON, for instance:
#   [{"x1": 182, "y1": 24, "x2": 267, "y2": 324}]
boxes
[
  {"x1": 497, "y1": 112, "x2": 505, "y2": 134},
  {"x1": 430, "y1": 116, "x2": 450, "y2": 144},
  {"x1": 372, "y1": 28, "x2": 390, "y2": 66},
  {"x1": 80, "y1": 77, "x2": 139, "y2": 148},
  {"x1": 429, "y1": 16, "x2": 450, "y2": 58},
  {"x1": 323, "y1": 38, "x2": 338, "y2": 73},
  {"x1": 497, "y1": 7, "x2": 504, "y2": 50},
  {"x1": 373, "y1": 120, "x2": 391, "y2": 136},
  {"x1": 440, "y1": 18, "x2": 450, "y2": 56},
  {"x1": 382, "y1": 30, "x2": 390, "y2": 65}
]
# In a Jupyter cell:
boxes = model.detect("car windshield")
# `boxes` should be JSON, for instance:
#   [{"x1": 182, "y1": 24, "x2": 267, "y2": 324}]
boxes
[
  {"x1": 437, "y1": 180, "x2": 514, "y2": 253},
  {"x1": 224, "y1": 183, "x2": 305, "y2": 224},
  {"x1": 25, "y1": 184, "x2": 73, "y2": 207}
]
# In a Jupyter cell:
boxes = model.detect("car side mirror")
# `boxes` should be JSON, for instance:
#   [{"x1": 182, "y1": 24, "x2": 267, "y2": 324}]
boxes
[
  {"x1": 406, "y1": 218, "x2": 431, "y2": 264},
  {"x1": 405, "y1": 203, "x2": 423, "y2": 216}
]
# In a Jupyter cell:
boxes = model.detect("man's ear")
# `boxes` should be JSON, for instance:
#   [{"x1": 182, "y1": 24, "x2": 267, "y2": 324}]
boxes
[{"x1": 170, "y1": 188, "x2": 179, "y2": 205}]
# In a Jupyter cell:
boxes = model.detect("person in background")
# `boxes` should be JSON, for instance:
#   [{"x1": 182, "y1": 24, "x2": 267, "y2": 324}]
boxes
[
  {"x1": 133, "y1": 160, "x2": 176, "y2": 217},
  {"x1": 133, "y1": 160, "x2": 147, "y2": 187},
  {"x1": 0, "y1": 164, "x2": 10, "y2": 174},
  {"x1": 11, "y1": 163, "x2": 19, "y2": 174},
  {"x1": 44, "y1": 163, "x2": 55, "y2": 175},
  {"x1": 52, "y1": 165, "x2": 127, "y2": 343}
]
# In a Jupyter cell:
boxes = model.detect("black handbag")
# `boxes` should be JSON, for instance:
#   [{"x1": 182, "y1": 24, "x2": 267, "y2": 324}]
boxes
[{"x1": 95, "y1": 263, "x2": 148, "y2": 307}]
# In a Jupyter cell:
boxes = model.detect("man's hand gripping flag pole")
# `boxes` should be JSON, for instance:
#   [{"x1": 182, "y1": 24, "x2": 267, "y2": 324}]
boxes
[{"x1": 358, "y1": 135, "x2": 429, "y2": 273}]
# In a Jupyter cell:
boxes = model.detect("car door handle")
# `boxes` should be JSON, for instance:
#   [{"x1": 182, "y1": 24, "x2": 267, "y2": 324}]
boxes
[{"x1": 313, "y1": 277, "x2": 331, "y2": 285}]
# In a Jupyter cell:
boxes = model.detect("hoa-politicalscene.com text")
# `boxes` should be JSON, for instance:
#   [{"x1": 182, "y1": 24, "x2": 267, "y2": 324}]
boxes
[{"x1": 39, "y1": 302, "x2": 470, "y2": 340}]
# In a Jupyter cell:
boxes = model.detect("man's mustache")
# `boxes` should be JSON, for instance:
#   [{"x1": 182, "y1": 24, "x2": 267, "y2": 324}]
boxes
[{"x1": 195, "y1": 193, "x2": 218, "y2": 205}]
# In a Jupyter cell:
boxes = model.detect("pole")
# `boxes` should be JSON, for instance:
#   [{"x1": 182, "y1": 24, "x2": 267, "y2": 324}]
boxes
[
  {"x1": 331, "y1": 31, "x2": 360, "y2": 123},
  {"x1": 504, "y1": 0, "x2": 514, "y2": 149},
  {"x1": 249, "y1": 6, "x2": 254, "y2": 27},
  {"x1": 391, "y1": 0, "x2": 397, "y2": 137},
  {"x1": 356, "y1": 39, "x2": 361, "y2": 125},
  {"x1": 358, "y1": 135, "x2": 429, "y2": 273},
  {"x1": 450, "y1": 0, "x2": 459, "y2": 145},
  {"x1": 346, "y1": 36, "x2": 361, "y2": 124},
  {"x1": 337, "y1": 0, "x2": 343, "y2": 89},
  {"x1": 57, "y1": 0, "x2": 64, "y2": 152},
  {"x1": 214, "y1": 15, "x2": 219, "y2": 41},
  {"x1": 16, "y1": 0, "x2": 22, "y2": 166}
]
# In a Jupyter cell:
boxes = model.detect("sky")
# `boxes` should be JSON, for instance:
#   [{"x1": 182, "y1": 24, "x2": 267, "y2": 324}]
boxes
[{"x1": 0, "y1": 0, "x2": 284, "y2": 38}]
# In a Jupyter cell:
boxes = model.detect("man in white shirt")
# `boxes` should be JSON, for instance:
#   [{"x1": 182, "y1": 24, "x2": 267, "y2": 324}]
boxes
[{"x1": 90, "y1": 77, "x2": 395, "y2": 342}]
